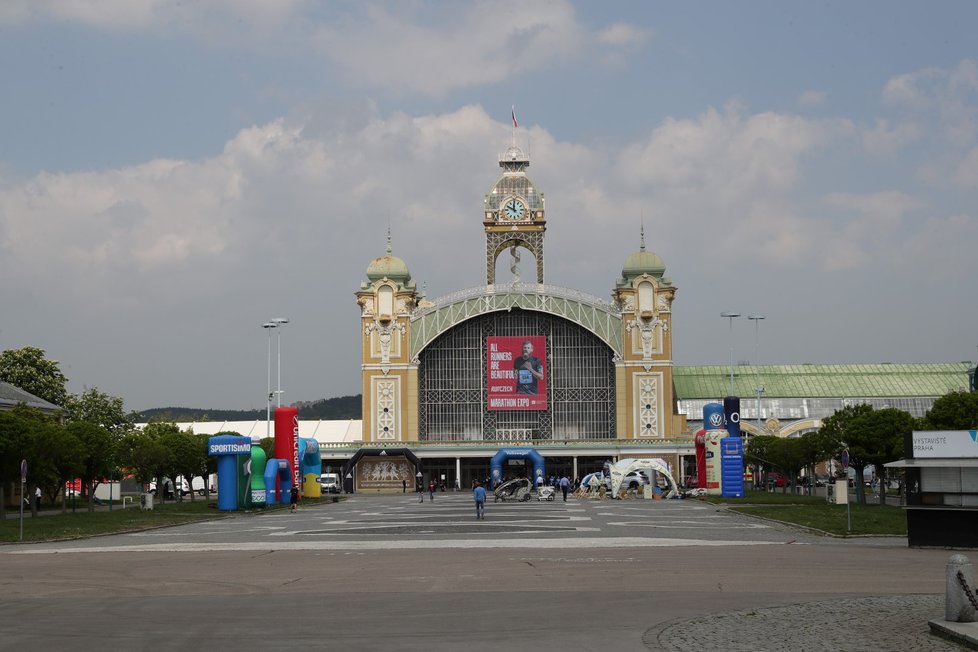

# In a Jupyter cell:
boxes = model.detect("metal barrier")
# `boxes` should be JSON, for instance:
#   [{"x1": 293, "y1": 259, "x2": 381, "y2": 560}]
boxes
[{"x1": 122, "y1": 496, "x2": 134, "y2": 510}]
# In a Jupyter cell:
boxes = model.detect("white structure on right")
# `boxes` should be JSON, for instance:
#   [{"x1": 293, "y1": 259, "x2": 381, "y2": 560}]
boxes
[{"x1": 609, "y1": 458, "x2": 679, "y2": 499}]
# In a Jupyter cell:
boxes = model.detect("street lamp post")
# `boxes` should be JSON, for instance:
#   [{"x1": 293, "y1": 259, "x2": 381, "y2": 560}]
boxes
[
  {"x1": 271, "y1": 317, "x2": 289, "y2": 407},
  {"x1": 262, "y1": 322, "x2": 278, "y2": 438},
  {"x1": 747, "y1": 315, "x2": 765, "y2": 491},
  {"x1": 748, "y1": 315, "x2": 765, "y2": 433},
  {"x1": 720, "y1": 312, "x2": 741, "y2": 397}
]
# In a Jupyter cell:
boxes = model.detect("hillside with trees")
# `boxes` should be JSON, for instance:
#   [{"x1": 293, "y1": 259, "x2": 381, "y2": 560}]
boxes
[{"x1": 137, "y1": 395, "x2": 362, "y2": 422}]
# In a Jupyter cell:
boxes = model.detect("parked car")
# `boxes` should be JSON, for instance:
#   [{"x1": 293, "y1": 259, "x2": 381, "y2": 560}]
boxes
[{"x1": 763, "y1": 472, "x2": 788, "y2": 488}]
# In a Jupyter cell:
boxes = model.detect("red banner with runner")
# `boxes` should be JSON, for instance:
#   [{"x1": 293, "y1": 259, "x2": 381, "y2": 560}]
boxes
[{"x1": 486, "y1": 336, "x2": 547, "y2": 410}]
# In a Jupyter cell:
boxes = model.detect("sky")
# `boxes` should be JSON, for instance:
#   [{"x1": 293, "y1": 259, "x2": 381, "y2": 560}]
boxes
[{"x1": 2, "y1": 1, "x2": 977, "y2": 412}]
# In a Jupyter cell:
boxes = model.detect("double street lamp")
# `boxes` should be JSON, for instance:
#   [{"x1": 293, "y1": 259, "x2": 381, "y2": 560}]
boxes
[
  {"x1": 720, "y1": 312, "x2": 741, "y2": 397},
  {"x1": 748, "y1": 315, "x2": 765, "y2": 435},
  {"x1": 262, "y1": 317, "x2": 290, "y2": 438}
]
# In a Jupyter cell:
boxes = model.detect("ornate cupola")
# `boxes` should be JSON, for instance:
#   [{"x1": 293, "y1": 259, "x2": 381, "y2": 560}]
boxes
[
  {"x1": 612, "y1": 226, "x2": 684, "y2": 439},
  {"x1": 615, "y1": 226, "x2": 675, "y2": 317},
  {"x1": 484, "y1": 143, "x2": 546, "y2": 285},
  {"x1": 356, "y1": 230, "x2": 418, "y2": 443}
]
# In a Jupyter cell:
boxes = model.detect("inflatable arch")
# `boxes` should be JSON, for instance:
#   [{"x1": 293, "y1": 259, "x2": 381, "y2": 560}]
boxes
[
  {"x1": 342, "y1": 448, "x2": 424, "y2": 494},
  {"x1": 609, "y1": 458, "x2": 679, "y2": 499},
  {"x1": 490, "y1": 448, "x2": 546, "y2": 489},
  {"x1": 263, "y1": 458, "x2": 294, "y2": 506}
]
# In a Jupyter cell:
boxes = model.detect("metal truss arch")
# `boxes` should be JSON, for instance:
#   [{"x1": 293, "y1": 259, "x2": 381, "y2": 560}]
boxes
[{"x1": 410, "y1": 285, "x2": 623, "y2": 359}]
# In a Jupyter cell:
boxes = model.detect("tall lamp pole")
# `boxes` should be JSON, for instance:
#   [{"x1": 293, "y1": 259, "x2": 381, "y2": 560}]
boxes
[
  {"x1": 271, "y1": 317, "x2": 289, "y2": 407},
  {"x1": 720, "y1": 312, "x2": 741, "y2": 397},
  {"x1": 262, "y1": 322, "x2": 278, "y2": 438},
  {"x1": 748, "y1": 315, "x2": 765, "y2": 435}
]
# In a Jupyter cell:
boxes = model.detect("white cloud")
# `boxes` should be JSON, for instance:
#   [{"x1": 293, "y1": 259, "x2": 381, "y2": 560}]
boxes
[
  {"x1": 616, "y1": 101, "x2": 850, "y2": 196},
  {"x1": 953, "y1": 144, "x2": 978, "y2": 187},
  {"x1": 312, "y1": 1, "x2": 586, "y2": 96},
  {"x1": 596, "y1": 22, "x2": 649, "y2": 48},
  {"x1": 861, "y1": 119, "x2": 922, "y2": 155},
  {"x1": 0, "y1": 0, "x2": 305, "y2": 32},
  {"x1": 2, "y1": 1, "x2": 648, "y2": 96},
  {"x1": 883, "y1": 59, "x2": 978, "y2": 144},
  {"x1": 798, "y1": 90, "x2": 827, "y2": 107}
]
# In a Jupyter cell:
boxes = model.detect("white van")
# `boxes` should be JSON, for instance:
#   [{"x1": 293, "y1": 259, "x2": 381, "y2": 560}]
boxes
[
  {"x1": 150, "y1": 476, "x2": 215, "y2": 497},
  {"x1": 318, "y1": 473, "x2": 341, "y2": 494}
]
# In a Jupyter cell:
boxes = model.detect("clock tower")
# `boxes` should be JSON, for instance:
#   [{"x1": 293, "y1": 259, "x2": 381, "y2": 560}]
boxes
[{"x1": 484, "y1": 145, "x2": 546, "y2": 285}]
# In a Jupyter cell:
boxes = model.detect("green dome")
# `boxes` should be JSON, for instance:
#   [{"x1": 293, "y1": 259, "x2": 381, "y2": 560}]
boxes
[
  {"x1": 366, "y1": 254, "x2": 410, "y2": 283},
  {"x1": 622, "y1": 249, "x2": 665, "y2": 278},
  {"x1": 365, "y1": 230, "x2": 412, "y2": 285},
  {"x1": 620, "y1": 226, "x2": 666, "y2": 281}
]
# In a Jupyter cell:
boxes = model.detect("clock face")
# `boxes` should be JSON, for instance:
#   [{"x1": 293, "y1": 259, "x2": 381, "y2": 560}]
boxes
[{"x1": 502, "y1": 197, "x2": 526, "y2": 220}]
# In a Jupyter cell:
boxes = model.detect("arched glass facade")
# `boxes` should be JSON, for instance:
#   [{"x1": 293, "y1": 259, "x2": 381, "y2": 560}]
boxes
[{"x1": 418, "y1": 308, "x2": 616, "y2": 442}]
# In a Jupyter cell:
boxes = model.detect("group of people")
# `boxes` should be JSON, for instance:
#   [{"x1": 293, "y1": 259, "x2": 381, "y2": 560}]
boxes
[{"x1": 414, "y1": 473, "x2": 586, "y2": 519}]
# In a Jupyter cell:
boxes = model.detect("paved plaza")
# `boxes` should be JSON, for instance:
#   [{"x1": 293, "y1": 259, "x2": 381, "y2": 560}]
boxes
[{"x1": 0, "y1": 493, "x2": 970, "y2": 650}]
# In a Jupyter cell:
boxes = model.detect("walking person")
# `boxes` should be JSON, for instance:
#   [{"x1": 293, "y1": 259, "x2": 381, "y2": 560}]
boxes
[
  {"x1": 289, "y1": 483, "x2": 299, "y2": 512},
  {"x1": 559, "y1": 475, "x2": 571, "y2": 501},
  {"x1": 473, "y1": 481, "x2": 486, "y2": 520},
  {"x1": 418, "y1": 482, "x2": 424, "y2": 503},
  {"x1": 428, "y1": 480, "x2": 435, "y2": 501},
  {"x1": 34, "y1": 486, "x2": 41, "y2": 511}
]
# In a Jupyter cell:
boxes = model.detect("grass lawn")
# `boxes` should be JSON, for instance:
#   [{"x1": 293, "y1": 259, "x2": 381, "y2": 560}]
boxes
[
  {"x1": 700, "y1": 490, "x2": 907, "y2": 536},
  {"x1": 1, "y1": 494, "x2": 340, "y2": 544}
]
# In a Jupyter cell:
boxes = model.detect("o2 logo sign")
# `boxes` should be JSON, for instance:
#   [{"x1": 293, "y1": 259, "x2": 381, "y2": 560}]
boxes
[
  {"x1": 708, "y1": 413, "x2": 724, "y2": 428},
  {"x1": 729, "y1": 412, "x2": 740, "y2": 424}
]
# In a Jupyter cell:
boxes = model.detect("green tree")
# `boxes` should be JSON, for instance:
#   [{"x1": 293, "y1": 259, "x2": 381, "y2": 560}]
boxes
[
  {"x1": 745, "y1": 435, "x2": 779, "y2": 469},
  {"x1": 0, "y1": 347, "x2": 70, "y2": 407},
  {"x1": 769, "y1": 437, "x2": 808, "y2": 493},
  {"x1": 120, "y1": 428, "x2": 167, "y2": 489},
  {"x1": 171, "y1": 428, "x2": 204, "y2": 502},
  {"x1": 0, "y1": 410, "x2": 42, "y2": 518},
  {"x1": 142, "y1": 422, "x2": 181, "y2": 503},
  {"x1": 795, "y1": 432, "x2": 824, "y2": 495},
  {"x1": 259, "y1": 437, "x2": 275, "y2": 462},
  {"x1": 817, "y1": 403, "x2": 874, "y2": 501},
  {"x1": 924, "y1": 390, "x2": 978, "y2": 430},
  {"x1": 847, "y1": 408, "x2": 914, "y2": 506},
  {"x1": 197, "y1": 434, "x2": 218, "y2": 500},
  {"x1": 67, "y1": 421, "x2": 114, "y2": 512},
  {"x1": 48, "y1": 423, "x2": 85, "y2": 513},
  {"x1": 65, "y1": 388, "x2": 134, "y2": 436}
]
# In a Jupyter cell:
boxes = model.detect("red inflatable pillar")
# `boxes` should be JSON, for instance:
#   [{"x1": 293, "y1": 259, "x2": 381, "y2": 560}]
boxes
[
  {"x1": 274, "y1": 406, "x2": 300, "y2": 501},
  {"x1": 694, "y1": 428, "x2": 707, "y2": 489}
]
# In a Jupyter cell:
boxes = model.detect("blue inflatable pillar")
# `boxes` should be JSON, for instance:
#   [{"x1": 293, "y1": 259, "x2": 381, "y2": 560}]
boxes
[
  {"x1": 721, "y1": 436, "x2": 745, "y2": 498},
  {"x1": 207, "y1": 435, "x2": 254, "y2": 511},
  {"x1": 724, "y1": 396, "x2": 741, "y2": 439}
]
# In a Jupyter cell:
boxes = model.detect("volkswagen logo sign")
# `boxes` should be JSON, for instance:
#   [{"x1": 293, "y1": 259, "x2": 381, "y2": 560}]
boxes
[{"x1": 708, "y1": 413, "x2": 724, "y2": 428}]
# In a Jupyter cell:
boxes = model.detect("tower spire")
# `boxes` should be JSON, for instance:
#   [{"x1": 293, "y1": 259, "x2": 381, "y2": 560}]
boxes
[
  {"x1": 511, "y1": 105, "x2": 518, "y2": 148},
  {"x1": 640, "y1": 221, "x2": 646, "y2": 252}
]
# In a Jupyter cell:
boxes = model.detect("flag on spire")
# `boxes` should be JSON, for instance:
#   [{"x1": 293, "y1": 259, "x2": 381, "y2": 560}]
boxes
[{"x1": 512, "y1": 105, "x2": 518, "y2": 128}]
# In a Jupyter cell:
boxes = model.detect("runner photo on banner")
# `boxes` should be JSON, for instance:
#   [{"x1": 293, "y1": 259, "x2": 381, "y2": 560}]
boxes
[{"x1": 486, "y1": 336, "x2": 548, "y2": 410}]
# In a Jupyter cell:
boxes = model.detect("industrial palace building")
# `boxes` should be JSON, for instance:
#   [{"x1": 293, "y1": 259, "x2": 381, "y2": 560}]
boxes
[{"x1": 174, "y1": 142, "x2": 973, "y2": 491}]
